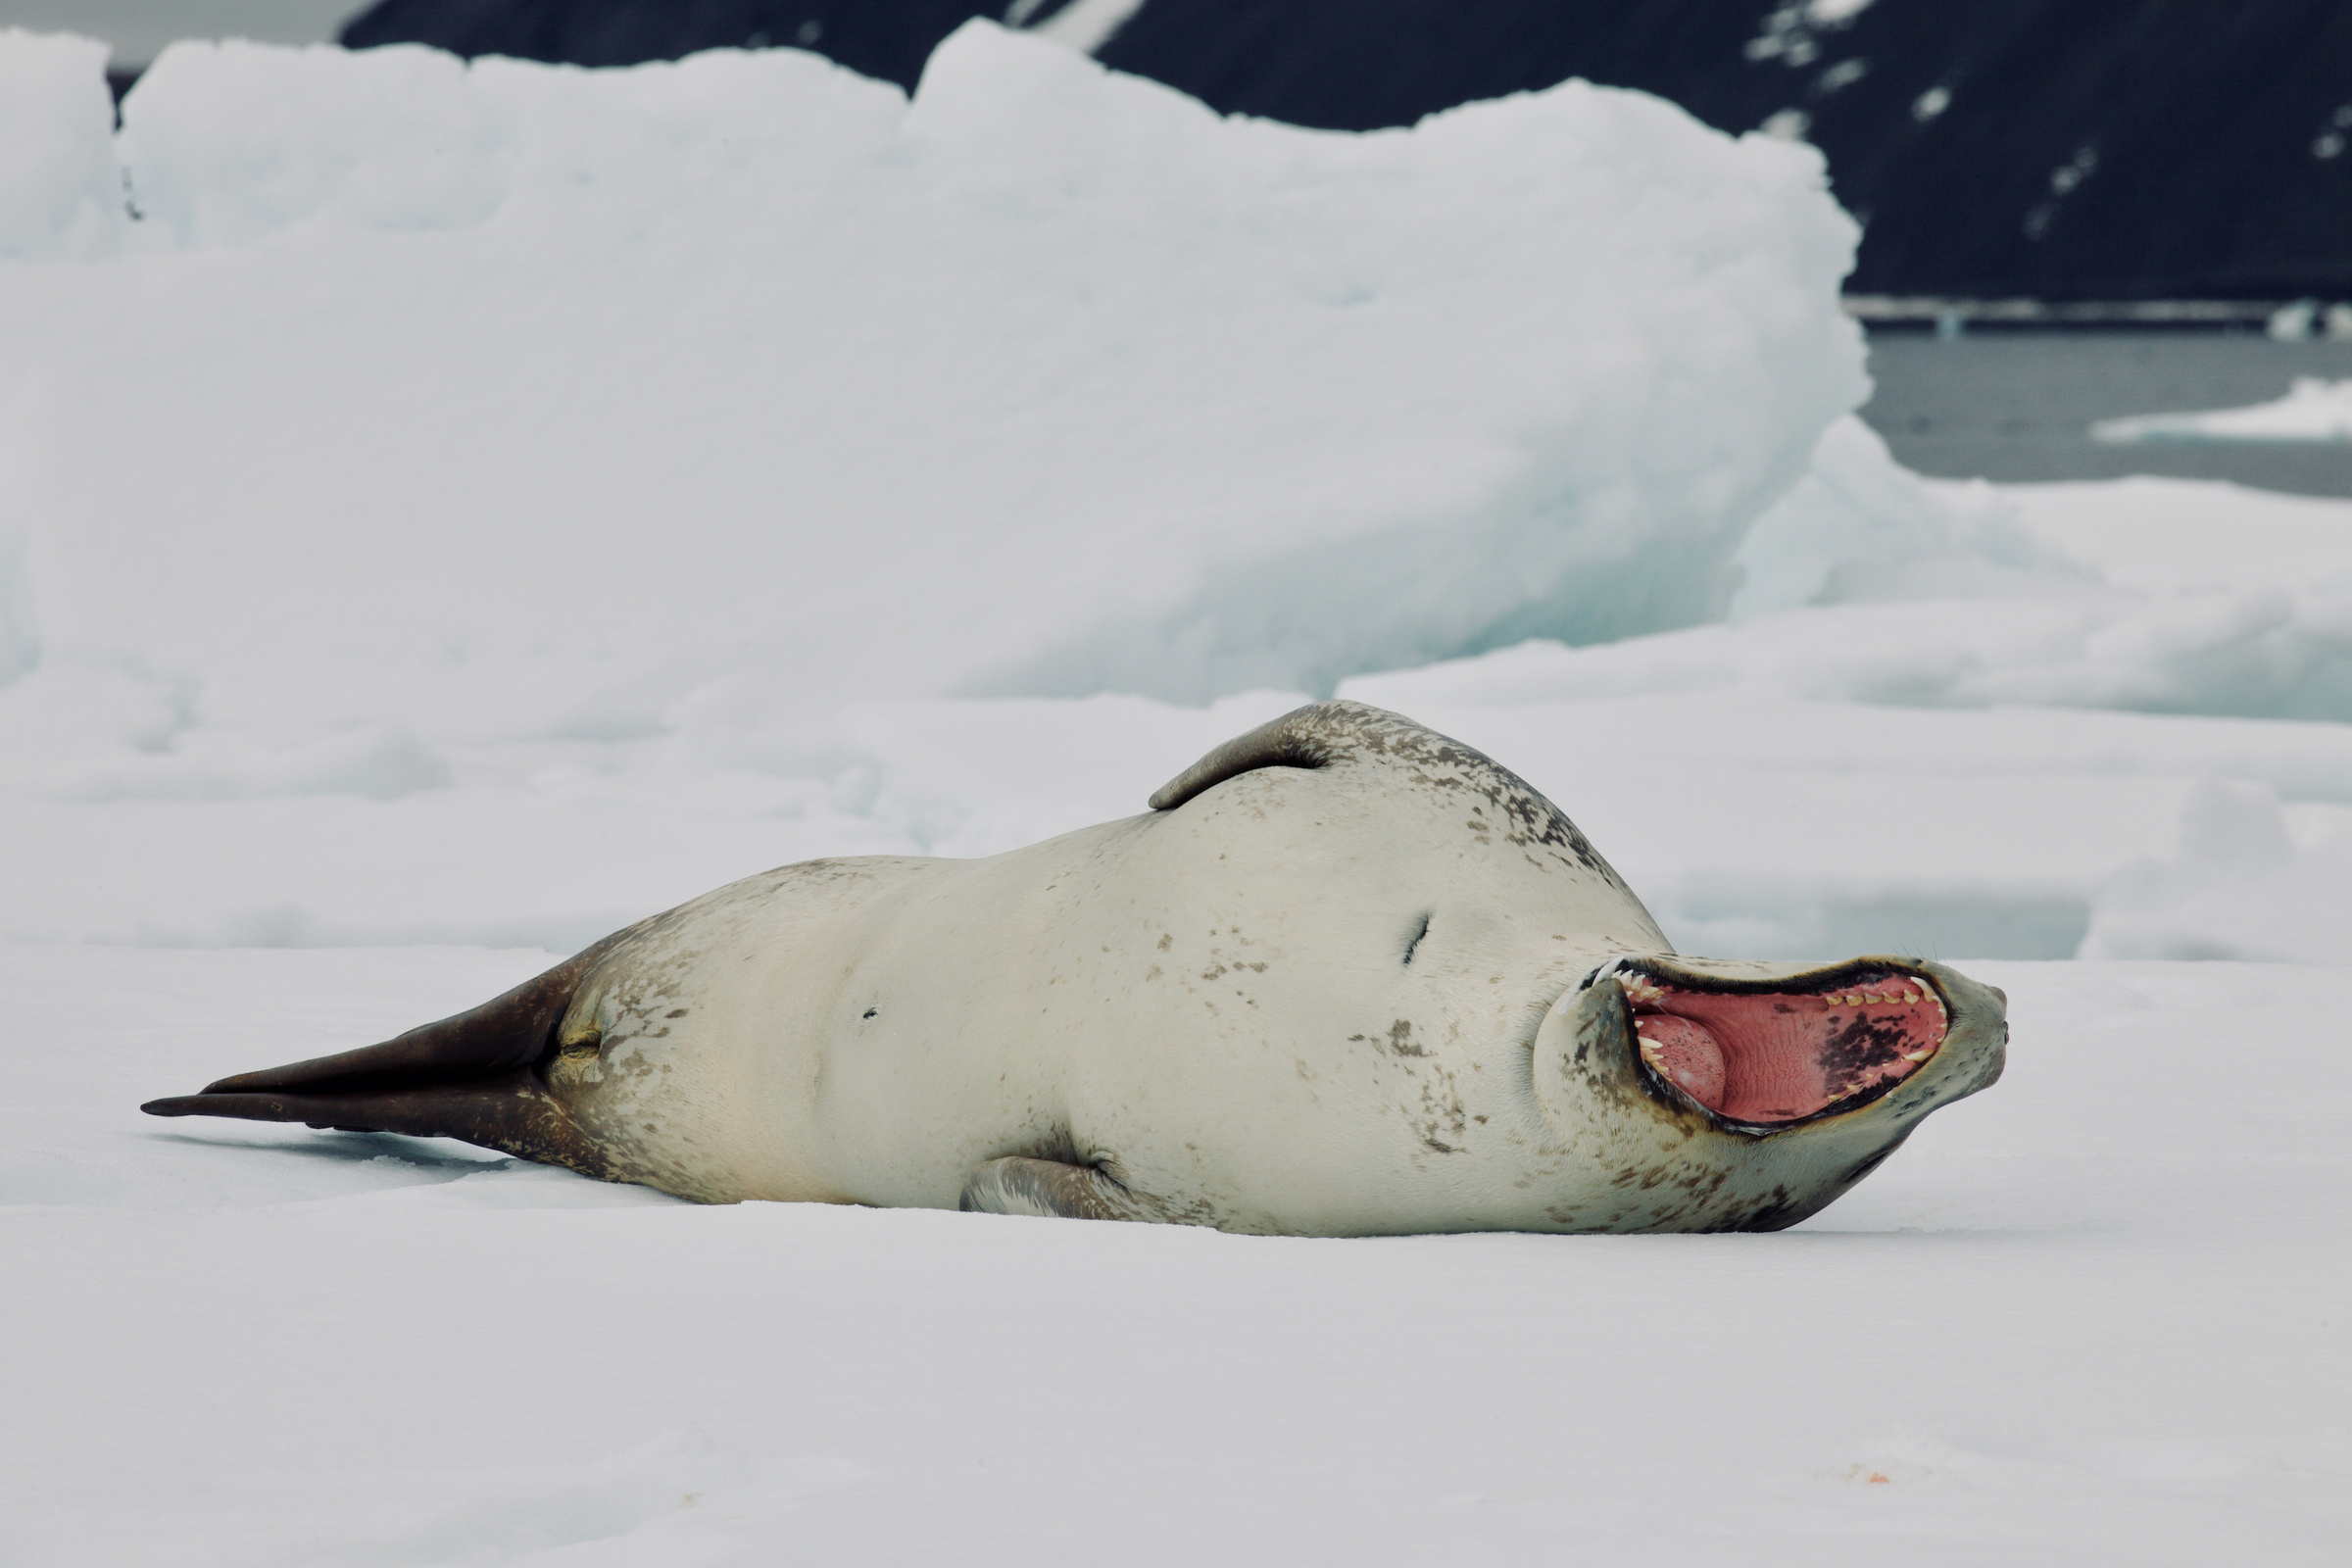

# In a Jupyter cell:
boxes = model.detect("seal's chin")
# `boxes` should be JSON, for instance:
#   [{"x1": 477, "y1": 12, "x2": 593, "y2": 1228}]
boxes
[{"x1": 1614, "y1": 963, "x2": 1947, "y2": 1129}]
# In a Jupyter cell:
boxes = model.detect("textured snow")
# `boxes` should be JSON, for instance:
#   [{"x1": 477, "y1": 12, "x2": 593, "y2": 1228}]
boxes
[{"x1": 6, "y1": 946, "x2": 2345, "y2": 1564}]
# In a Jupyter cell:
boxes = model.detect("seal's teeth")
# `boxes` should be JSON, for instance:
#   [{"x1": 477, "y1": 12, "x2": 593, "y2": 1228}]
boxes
[{"x1": 1901, "y1": 1049, "x2": 1932, "y2": 1061}]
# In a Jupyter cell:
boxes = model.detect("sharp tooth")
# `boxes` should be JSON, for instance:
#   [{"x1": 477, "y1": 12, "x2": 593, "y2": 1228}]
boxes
[{"x1": 1901, "y1": 1049, "x2": 1932, "y2": 1061}]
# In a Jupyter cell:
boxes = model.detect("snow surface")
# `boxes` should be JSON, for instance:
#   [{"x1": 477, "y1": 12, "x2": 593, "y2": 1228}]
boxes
[
  {"x1": 2092, "y1": 376, "x2": 2352, "y2": 444},
  {"x1": 7, "y1": 945, "x2": 2346, "y2": 1564},
  {"x1": 2, "y1": 25, "x2": 2350, "y2": 1557}
]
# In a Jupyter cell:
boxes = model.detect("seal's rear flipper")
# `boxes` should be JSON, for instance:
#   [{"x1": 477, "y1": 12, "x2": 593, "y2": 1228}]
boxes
[{"x1": 139, "y1": 934, "x2": 626, "y2": 1177}]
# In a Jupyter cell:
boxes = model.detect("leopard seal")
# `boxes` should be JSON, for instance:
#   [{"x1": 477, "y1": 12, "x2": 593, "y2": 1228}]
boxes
[{"x1": 143, "y1": 701, "x2": 2006, "y2": 1234}]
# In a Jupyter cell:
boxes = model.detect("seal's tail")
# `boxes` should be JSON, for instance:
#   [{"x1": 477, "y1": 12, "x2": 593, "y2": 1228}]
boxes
[{"x1": 139, "y1": 934, "x2": 624, "y2": 1177}]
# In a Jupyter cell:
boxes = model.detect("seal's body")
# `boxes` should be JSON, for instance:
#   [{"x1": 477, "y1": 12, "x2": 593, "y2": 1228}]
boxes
[{"x1": 145, "y1": 704, "x2": 2005, "y2": 1235}]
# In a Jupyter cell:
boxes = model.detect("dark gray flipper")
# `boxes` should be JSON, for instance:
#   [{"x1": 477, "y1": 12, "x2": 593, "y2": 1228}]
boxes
[
  {"x1": 958, "y1": 1156, "x2": 1184, "y2": 1224},
  {"x1": 1147, "y1": 702, "x2": 1354, "y2": 809},
  {"x1": 139, "y1": 932, "x2": 629, "y2": 1178}
]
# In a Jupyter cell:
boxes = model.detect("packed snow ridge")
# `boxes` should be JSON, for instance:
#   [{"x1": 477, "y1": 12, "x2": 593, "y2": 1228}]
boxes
[
  {"x1": 0, "y1": 21, "x2": 1868, "y2": 715},
  {"x1": 2, "y1": 22, "x2": 2350, "y2": 964},
  {"x1": 2093, "y1": 376, "x2": 2352, "y2": 445}
]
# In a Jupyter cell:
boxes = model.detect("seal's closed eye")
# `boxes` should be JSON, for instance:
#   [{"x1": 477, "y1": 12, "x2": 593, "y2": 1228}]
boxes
[{"x1": 1402, "y1": 911, "x2": 1432, "y2": 966}]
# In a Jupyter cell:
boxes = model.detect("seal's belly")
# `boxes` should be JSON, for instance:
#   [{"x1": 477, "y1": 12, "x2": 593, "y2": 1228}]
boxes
[{"x1": 549, "y1": 855, "x2": 952, "y2": 1203}]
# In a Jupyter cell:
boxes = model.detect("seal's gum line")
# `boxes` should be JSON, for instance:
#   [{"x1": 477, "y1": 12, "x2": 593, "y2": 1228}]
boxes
[{"x1": 1621, "y1": 972, "x2": 1947, "y2": 1123}]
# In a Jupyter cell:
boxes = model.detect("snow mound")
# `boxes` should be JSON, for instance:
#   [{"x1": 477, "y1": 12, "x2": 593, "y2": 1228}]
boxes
[
  {"x1": 1348, "y1": 456, "x2": 2352, "y2": 724},
  {"x1": 2092, "y1": 377, "x2": 2352, "y2": 445},
  {"x1": 1, "y1": 21, "x2": 1862, "y2": 752},
  {"x1": 2082, "y1": 776, "x2": 2352, "y2": 963},
  {"x1": 117, "y1": 41, "x2": 515, "y2": 246},
  {"x1": 0, "y1": 30, "x2": 122, "y2": 263},
  {"x1": 1729, "y1": 416, "x2": 2076, "y2": 616},
  {"x1": 1342, "y1": 582, "x2": 2352, "y2": 721}
]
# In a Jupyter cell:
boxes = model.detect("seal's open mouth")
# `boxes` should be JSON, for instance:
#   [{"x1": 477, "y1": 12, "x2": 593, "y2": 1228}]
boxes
[{"x1": 1616, "y1": 965, "x2": 1947, "y2": 1127}]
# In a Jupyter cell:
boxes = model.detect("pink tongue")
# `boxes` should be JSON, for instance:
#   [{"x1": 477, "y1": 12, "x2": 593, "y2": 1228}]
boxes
[{"x1": 1635, "y1": 1013, "x2": 1726, "y2": 1111}]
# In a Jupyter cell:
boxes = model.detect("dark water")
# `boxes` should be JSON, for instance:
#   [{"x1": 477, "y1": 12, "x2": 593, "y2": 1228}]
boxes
[{"x1": 1859, "y1": 331, "x2": 2352, "y2": 498}]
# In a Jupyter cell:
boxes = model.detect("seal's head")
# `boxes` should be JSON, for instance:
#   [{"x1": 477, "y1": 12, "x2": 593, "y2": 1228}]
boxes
[{"x1": 1530, "y1": 953, "x2": 2006, "y2": 1230}]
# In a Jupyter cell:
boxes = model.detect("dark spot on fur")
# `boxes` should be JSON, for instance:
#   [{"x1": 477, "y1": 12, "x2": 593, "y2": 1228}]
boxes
[
  {"x1": 862, "y1": 1008, "x2": 877, "y2": 1019},
  {"x1": 1728, "y1": 1187, "x2": 1807, "y2": 1232}
]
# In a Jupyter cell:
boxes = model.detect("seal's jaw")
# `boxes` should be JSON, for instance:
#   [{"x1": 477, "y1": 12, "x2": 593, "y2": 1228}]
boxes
[
  {"x1": 1610, "y1": 960, "x2": 1950, "y2": 1130},
  {"x1": 1525, "y1": 954, "x2": 2003, "y2": 1231}
]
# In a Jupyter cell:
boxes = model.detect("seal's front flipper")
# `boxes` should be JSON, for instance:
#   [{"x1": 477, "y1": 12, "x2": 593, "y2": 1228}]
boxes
[
  {"x1": 958, "y1": 1156, "x2": 1185, "y2": 1224},
  {"x1": 139, "y1": 935, "x2": 626, "y2": 1178}
]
